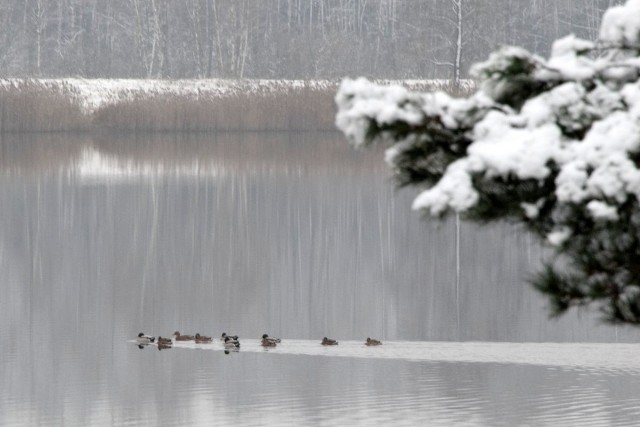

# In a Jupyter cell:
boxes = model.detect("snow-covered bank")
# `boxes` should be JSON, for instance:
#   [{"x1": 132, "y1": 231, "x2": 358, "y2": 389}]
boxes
[{"x1": 0, "y1": 78, "x2": 475, "y2": 129}]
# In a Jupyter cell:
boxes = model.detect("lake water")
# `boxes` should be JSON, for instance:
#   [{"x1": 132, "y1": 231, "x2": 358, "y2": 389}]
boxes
[{"x1": 1, "y1": 132, "x2": 639, "y2": 426}]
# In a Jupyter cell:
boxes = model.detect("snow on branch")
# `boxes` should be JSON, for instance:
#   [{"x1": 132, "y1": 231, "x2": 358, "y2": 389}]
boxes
[{"x1": 335, "y1": 0, "x2": 640, "y2": 324}]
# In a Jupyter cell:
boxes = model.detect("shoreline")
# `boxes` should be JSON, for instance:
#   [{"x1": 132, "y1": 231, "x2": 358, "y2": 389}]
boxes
[{"x1": 0, "y1": 78, "x2": 475, "y2": 133}]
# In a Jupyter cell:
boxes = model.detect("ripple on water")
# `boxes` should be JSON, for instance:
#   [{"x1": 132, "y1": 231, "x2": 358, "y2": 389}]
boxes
[
  {"x1": 117, "y1": 340, "x2": 640, "y2": 426},
  {"x1": 131, "y1": 339, "x2": 640, "y2": 374}
]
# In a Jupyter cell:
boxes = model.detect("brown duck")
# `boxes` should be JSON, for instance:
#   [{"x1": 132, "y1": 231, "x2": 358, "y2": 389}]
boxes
[
  {"x1": 365, "y1": 337, "x2": 382, "y2": 346},
  {"x1": 173, "y1": 331, "x2": 195, "y2": 341},
  {"x1": 195, "y1": 333, "x2": 213, "y2": 343}
]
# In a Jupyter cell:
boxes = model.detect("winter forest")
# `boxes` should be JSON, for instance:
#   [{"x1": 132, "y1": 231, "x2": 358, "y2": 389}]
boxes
[{"x1": 0, "y1": 0, "x2": 624, "y2": 79}]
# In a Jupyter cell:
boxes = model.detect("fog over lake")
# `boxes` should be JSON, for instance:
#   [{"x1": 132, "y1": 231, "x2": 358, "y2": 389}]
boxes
[{"x1": 1, "y1": 132, "x2": 639, "y2": 426}]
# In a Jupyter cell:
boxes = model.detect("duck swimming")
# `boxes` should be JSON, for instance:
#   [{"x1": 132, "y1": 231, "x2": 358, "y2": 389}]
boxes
[
  {"x1": 173, "y1": 331, "x2": 195, "y2": 341},
  {"x1": 221, "y1": 332, "x2": 239, "y2": 341},
  {"x1": 365, "y1": 337, "x2": 382, "y2": 346},
  {"x1": 137, "y1": 333, "x2": 155, "y2": 344},
  {"x1": 261, "y1": 334, "x2": 281, "y2": 345},
  {"x1": 261, "y1": 336, "x2": 277, "y2": 347},
  {"x1": 321, "y1": 337, "x2": 338, "y2": 345},
  {"x1": 195, "y1": 333, "x2": 213, "y2": 343}
]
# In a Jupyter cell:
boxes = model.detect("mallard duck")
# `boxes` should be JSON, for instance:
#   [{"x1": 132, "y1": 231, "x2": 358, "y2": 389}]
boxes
[
  {"x1": 321, "y1": 337, "x2": 338, "y2": 345},
  {"x1": 195, "y1": 333, "x2": 213, "y2": 343},
  {"x1": 173, "y1": 331, "x2": 195, "y2": 341},
  {"x1": 221, "y1": 332, "x2": 239, "y2": 341},
  {"x1": 261, "y1": 334, "x2": 281, "y2": 344},
  {"x1": 365, "y1": 337, "x2": 382, "y2": 346},
  {"x1": 224, "y1": 336, "x2": 240, "y2": 349},
  {"x1": 137, "y1": 332, "x2": 155, "y2": 344},
  {"x1": 261, "y1": 337, "x2": 277, "y2": 347}
]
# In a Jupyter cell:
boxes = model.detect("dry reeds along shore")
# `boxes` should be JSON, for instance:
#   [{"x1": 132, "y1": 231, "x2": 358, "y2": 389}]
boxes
[
  {"x1": 0, "y1": 80, "x2": 87, "y2": 133},
  {"x1": 0, "y1": 79, "x2": 476, "y2": 133},
  {"x1": 91, "y1": 87, "x2": 338, "y2": 132}
]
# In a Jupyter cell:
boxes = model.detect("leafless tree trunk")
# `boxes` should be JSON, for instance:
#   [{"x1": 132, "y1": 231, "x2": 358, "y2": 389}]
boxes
[
  {"x1": 32, "y1": 0, "x2": 46, "y2": 75},
  {"x1": 453, "y1": 0, "x2": 462, "y2": 88}
]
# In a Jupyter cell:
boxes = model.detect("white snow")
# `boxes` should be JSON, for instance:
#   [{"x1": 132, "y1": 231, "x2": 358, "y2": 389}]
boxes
[
  {"x1": 521, "y1": 201, "x2": 543, "y2": 219},
  {"x1": 335, "y1": 78, "x2": 424, "y2": 146},
  {"x1": 411, "y1": 161, "x2": 479, "y2": 215},
  {"x1": 587, "y1": 200, "x2": 619, "y2": 221},
  {"x1": 467, "y1": 114, "x2": 563, "y2": 180},
  {"x1": 547, "y1": 228, "x2": 572, "y2": 246},
  {"x1": 600, "y1": 0, "x2": 640, "y2": 47},
  {"x1": 546, "y1": 36, "x2": 598, "y2": 80}
]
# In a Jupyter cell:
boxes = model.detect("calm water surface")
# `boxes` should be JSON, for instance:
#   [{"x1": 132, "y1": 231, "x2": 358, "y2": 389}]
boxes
[{"x1": 1, "y1": 132, "x2": 639, "y2": 426}]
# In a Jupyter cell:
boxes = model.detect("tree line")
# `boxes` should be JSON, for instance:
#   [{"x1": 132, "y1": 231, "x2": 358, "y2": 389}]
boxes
[{"x1": 0, "y1": 0, "x2": 622, "y2": 80}]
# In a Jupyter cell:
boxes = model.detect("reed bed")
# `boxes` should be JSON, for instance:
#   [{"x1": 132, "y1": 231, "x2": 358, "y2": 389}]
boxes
[
  {"x1": 0, "y1": 81, "x2": 87, "y2": 133},
  {"x1": 0, "y1": 79, "x2": 475, "y2": 133},
  {"x1": 91, "y1": 86, "x2": 339, "y2": 132}
]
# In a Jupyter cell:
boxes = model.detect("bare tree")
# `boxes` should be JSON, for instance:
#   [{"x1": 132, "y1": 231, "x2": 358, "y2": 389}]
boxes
[{"x1": 0, "y1": 0, "x2": 623, "y2": 79}]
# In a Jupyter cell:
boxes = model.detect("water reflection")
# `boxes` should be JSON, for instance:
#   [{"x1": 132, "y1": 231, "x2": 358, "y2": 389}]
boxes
[
  {"x1": 0, "y1": 132, "x2": 631, "y2": 342},
  {"x1": 1, "y1": 132, "x2": 639, "y2": 426}
]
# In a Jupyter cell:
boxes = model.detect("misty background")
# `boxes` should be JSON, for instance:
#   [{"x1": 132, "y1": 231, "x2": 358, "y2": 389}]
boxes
[{"x1": 0, "y1": 0, "x2": 622, "y2": 79}]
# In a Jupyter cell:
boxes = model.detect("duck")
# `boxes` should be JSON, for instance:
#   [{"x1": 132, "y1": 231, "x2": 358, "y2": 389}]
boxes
[
  {"x1": 261, "y1": 336, "x2": 277, "y2": 347},
  {"x1": 173, "y1": 331, "x2": 195, "y2": 341},
  {"x1": 321, "y1": 337, "x2": 338, "y2": 346},
  {"x1": 365, "y1": 337, "x2": 382, "y2": 346},
  {"x1": 137, "y1": 332, "x2": 155, "y2": 344},
  {"x1": 221, "y1": 332, "x2": 239, "y2": 341},
  {"x1": 261, "y1": 334, "x2": 281, "y2": 345},
  {"x1": 224, "y1": 336, "x2": 241, "y2": 349},
  {"x1": 157, "y1": 336, "x2": 172, "y2": 345},
  {"x1": 195, "y1": 333, "x2": 213, "y2": 343}
]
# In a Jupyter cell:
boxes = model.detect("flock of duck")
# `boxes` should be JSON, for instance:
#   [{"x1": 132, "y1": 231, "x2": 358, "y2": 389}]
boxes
[{"x1": 135, "y1": 332, "x2": 382, "y2": 351}]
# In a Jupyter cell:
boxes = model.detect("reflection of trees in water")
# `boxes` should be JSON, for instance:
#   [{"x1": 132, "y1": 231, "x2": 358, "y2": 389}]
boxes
[
  {"x1": 0, "y1": 132, "x2": 384, "y2": 176},
  {"x1": 0, "y1": 133, "x2": 87, "y2": 173},
  {"x1": 0, "y1": 132, "x2": 629, "y2": 344}
]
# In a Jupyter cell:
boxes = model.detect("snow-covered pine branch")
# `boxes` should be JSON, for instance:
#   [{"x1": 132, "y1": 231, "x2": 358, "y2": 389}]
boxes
[{"x1": 335, "y1": 0, "x2": 640, "y2": 324}]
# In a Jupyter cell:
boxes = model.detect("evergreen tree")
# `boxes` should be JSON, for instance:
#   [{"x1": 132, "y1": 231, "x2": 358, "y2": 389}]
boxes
[{"x1": 336, "y1": 0, "x2": 640, "y2": 324}]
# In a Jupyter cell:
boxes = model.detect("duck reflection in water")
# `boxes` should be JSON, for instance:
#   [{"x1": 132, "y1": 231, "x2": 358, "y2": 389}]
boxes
[
  {"x1": 224, "y1": 336, "x2": 241, "y2": 350},
  {"x1": 157, "y1": 337, "x2": 172, "y2": 350},
  {"x1": 157, "y1": 342, "x2": 172, "y2": 351}
]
